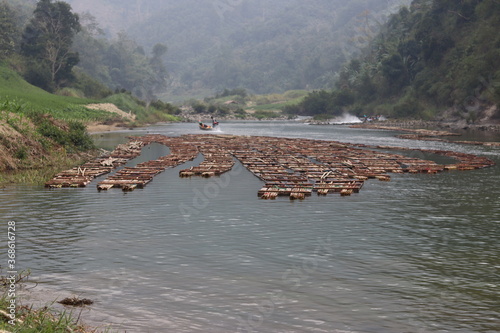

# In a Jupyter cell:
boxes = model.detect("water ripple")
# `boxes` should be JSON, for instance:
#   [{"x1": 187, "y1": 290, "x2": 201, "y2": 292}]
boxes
[{"x1": 2, "y1": 123, "x2": 499, "y2": 332}]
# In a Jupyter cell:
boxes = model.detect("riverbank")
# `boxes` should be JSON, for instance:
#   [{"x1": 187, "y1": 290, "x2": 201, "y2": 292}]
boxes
[
  {"x1": 350, "y1": 119, "x2": 500, "y2": 132},
  {"x1": 86, "y1": 121, "x2": 130, "y2": 133},
  {"x1": 5, "y1": 121, "x2": 499, "y2": 332},
  {"x1": 350, "y1": 121, "x2": 500, "y2": 147},
  {"x1": 0, "y1": 273, "x2": 101, "y2": 333},
  {"x1": 0, "y1": 112, "x2": 100, "y2": 185}
]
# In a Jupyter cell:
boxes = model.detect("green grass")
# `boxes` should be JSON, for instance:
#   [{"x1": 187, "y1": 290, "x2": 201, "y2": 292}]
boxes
[
  {"x1": 249, "y1": 97, "x2": 306, "y2": 112},
  {"x1": 0, "y1": 66, "x2": 93, "y2": 109},
  {"x1": 0, "y1": 294, "x2": 111, "y2": 332},
  {"x1": 0, "y1": 65, "x2": 119, "y2": 123},
  {"x1": 104, "y1": 93, "x2": 181, "y2": 124},
  {"x1": 103, "y1": 93, "x2": 145, "y2": 115},
  {"x1": 0, "y1": 291, "x2": 84, "y2": 332},
  {"x1": 252, "y1": 110, "x2": 283, "y2": 119},
  {"x1": 0, "y1": 271, "x2": 116, "y2": 332},
  {"x1": 246, "y1": 90, "x2": 308, "y2": 112}
]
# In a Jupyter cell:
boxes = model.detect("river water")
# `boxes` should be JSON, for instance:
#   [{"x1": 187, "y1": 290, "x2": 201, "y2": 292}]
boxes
[{"x1": 1, "y1": 122, "x2": 499, "y2": 333}]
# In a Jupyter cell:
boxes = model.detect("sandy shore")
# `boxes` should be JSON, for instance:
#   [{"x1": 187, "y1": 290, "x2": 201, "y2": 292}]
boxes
[
  {"x1": 85, "y1": 103, "x2": 136, "y2": 133},
  {"x1": 86, "y1": 122, "x2": 131, "y2": 133}
]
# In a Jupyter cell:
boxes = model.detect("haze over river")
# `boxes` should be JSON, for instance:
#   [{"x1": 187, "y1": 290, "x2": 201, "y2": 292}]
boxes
[{"x1": 1, "y1": 122, "x2": 499, "y2": 333}]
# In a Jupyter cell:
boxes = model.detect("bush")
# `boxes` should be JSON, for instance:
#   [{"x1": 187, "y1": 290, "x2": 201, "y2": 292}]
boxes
[
  {"x1": 254, "y1": 110, "x2": 280, "y2": 119},
  {"x1": 23, "y1": 60, "x2": 54, "y2": 92},
  {"x1": 216, "y1": 88, "x2": 247, "y2": 98},
  {"x1": 216, "y1": 106, "x2": 230, "y2": 117},
  {"x1": 15, "y1": 146, "x2": 27, "y2": 160},
  {"x1": 283, "y1": 90, "x2": 308, "y2": 99},
  {"x1": 68, "y1": 121, "x2": 95, "y2": 151},
  {"x1": 192, "y1": 103, "x2": 206, "y2": 114},
  {"x1": 72, "y1": 70, "x2": 113, "y2": 99},
  {"x1": 150, "y1": 99, "x2": 181, "y2": 115},
  {"x1": 37, "y1": 120, "x2": 68, "y2": 146},
  {"x1": 282, "y1": 104, "x2": 301, "y2": 115},
  {"x1": 56, "y1": 87, "x2": 85, "y2": 98},
  {"x1": 207, "y1": 105, "x2": 217, "y2": 113},
  {"x1": 35, "y1": 116, "x2": 95, "y2": 151}
]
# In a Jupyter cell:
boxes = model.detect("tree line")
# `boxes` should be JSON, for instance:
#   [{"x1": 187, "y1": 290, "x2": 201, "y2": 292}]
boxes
[
  {"x1": 123, "y1": 0, "x2": 411, "y2": 95},
  {"x1": 285, "y1": 0, "x2": 500, "y2": 121}
]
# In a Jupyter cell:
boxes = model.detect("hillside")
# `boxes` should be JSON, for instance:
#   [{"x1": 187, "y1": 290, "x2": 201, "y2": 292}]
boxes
[
  {"x1": 0, "y1": 66, "x2": 92, "y2": 177},
  {"x1": 65, "y1": 0, "x2": 410, "y2": 96},
  {"x1": 286, "y1": 0, "x2": 500, "y2": 124}
]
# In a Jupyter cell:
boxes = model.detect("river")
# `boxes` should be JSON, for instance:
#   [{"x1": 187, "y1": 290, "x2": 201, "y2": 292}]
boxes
[{"x1": 1, "y1": 121, "x2": 499, "y2": 332}]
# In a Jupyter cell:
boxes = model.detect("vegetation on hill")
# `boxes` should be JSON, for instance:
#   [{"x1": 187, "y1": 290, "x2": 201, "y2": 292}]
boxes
[
  {"x1": 65, "y1": 0, "x2": 411, "y2": 96},
  {"x1": 284, "y1": 0, "x2": 500, "y2": 122},
  {"x1": 1, "y1": 0, "x2": 175, "y2": 107},
  {"x1": 182, "y1": 88, "x2": 307, "y2": 120},
  {"x1": 0, "y1": 99, "x2": 97, "y2": 183},
  {"x1": 21, "y1": 0, "x2": 81, "y2": 91}
]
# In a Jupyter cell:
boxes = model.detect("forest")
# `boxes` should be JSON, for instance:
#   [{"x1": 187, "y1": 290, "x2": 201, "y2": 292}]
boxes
[
  {"x1": 64, "y1": 0, "x2": 411, "y2": 96},
  {"x1": 2, "y1": 0, "x2": 499, "y2": 122},
  {"x1": 286, "y1": 0, "x2": 500, "y2": 122},
  {"x1": 0, "y1": 0, "x2": 170, "y2": 106}
]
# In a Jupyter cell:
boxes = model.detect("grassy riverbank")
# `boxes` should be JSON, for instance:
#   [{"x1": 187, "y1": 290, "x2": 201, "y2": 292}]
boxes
[
  {"x1": 0, "y1": 271, "x2": 112, "y2": 333},
  {"x1": 0, "y1": 294, "x2": 89, "y2": 332},
  {"x1": 0, "y1": 64, "x2": 182, "y2": 185},
  {"x1": 0, "y1": 98, "x2": 100, "y2": 186},
  {"x1": 0, "y1": 294, "x2": 106, "y2": 333}
]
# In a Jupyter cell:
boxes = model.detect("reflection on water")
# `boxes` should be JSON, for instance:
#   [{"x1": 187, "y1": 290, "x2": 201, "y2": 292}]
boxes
[{"x1": 1, "y1": 122, "x2": 499, "y2": 332}]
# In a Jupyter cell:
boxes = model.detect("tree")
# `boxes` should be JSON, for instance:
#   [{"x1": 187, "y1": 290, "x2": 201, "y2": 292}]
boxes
[
  {"x1": 21, "y1": 0, "x2": 81, "y2": 90},
  {"x1": 142, "y1": 43, "x2": 169, "y2": 106},
  {"x1": 381, "y1": 53, "x2": 407, "y2": 86},
  {"x1": 0, "y1": 1, "x2": 17, "y2": 59}
]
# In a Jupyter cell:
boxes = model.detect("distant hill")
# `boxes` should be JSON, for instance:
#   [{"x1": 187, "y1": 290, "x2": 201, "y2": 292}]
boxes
[
  {"x1": 285, "y1": 0, "x2": 500, "y2": 123},
  {"x1": 65, "y1": 0, "x2": 410, "y2": 95}
]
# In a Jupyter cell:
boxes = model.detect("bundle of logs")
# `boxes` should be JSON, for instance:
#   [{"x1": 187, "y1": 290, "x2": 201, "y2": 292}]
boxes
[{"x1": 45, "y1": 134, "x2": 495, "y2": 199}]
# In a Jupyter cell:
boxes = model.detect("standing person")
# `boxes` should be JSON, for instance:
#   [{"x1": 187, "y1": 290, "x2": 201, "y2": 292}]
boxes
[{"x1": 211, "y1": 116, "x2": 219, "y2": 127}]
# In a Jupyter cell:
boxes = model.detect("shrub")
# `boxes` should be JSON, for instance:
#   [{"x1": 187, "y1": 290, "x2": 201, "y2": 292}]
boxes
[
  {"x1": 15, "y1": 146, "x2": 27, "y2": 160},
  {"x1": 37, "y1": 120, "x2": 68, "y2": 146},
  {"x1": 68, "y1": 121, "x2": 95, "y2": 151},
  {"x1": 192, "y1": 103, "x2": 206, "y2": 114},
  {"x1": 35, "y1": 116, "x2": 94, "y2": 151},
  {"x1": 72, "y1": 70, "x2": 113, "y2": 99}
]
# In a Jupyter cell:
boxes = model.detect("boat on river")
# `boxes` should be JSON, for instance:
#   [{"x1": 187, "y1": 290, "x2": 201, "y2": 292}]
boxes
[
  {"x1": 199, "y1": 117, "x2": 219, "y2": 131},
  {"x1": 199, "y1": 123, "x2": 213, "y2": 130}
]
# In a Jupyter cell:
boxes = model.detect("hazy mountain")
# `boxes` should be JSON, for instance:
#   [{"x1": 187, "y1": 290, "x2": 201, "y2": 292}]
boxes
[
  {"x1": 287, "y1": 0, "x2": 500, "y2": 123},
  {"x1": 66, "y1": 0, "x2": 411, "y2": 95}
]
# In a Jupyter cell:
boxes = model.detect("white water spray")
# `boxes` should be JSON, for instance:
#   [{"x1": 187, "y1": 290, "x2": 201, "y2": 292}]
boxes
[{"x1": 330, "y1": 113, "x2": 363, "y2": 124}]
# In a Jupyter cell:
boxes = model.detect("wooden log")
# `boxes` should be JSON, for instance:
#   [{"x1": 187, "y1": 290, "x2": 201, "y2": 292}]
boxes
[
  {"x1": 290, "y1": 192, "x2": 305, "y2": 200},
  {"x1": 122, "y1": 184, "x2": 137, "y2": 191},
  {"x1": 97, "y1": 184, "x2": 114, "y2": 191},
  {"x1": 340, "y1": 189, "x2": 354, "y2": 196}
]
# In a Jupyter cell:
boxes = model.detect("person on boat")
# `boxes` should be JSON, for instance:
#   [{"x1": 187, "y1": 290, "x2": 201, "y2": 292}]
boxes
[{"x1": 211, "y1": 116, "x2": 219, "y2": 127}]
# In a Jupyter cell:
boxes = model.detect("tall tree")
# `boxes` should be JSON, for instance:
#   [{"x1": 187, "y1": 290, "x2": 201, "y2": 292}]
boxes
[
  {"x1": 21, "y1": 0, "x2": 80, "y2": 90},
  {"x1": 0, "y1": 1, "x2": 18, "y2": 59},
  {"x1": 143, "y1": 43, "x2": 168, "y2": 105}
]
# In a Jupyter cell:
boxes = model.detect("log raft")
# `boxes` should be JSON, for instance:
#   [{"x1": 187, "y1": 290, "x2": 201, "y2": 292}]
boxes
[
  {"x1": 45, "y1": 141, "x2": 144, "y2": 188},
  {"x1": 45, "y1": 134, "x2": 495, "y2": 199}
]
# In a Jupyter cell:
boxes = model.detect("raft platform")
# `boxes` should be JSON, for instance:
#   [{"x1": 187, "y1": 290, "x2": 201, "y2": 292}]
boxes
[{"x1": 45, "y1": 134, "x2": 495, "y2": 199}]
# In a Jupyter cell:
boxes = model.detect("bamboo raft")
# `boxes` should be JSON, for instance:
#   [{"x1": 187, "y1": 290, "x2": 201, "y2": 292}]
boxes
[
  {"x1": 97, "y1": 135, "x2": 199, "y2": 191},
  {"x1": 46, "y1": 134, "x2": 495, "y2": 198},
  {"x1": 45, "y1": 141, "x2": 144, "y2": 188},
  {"x1": 178, "y1": 143, "x2": 235, "y2": 178}
]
